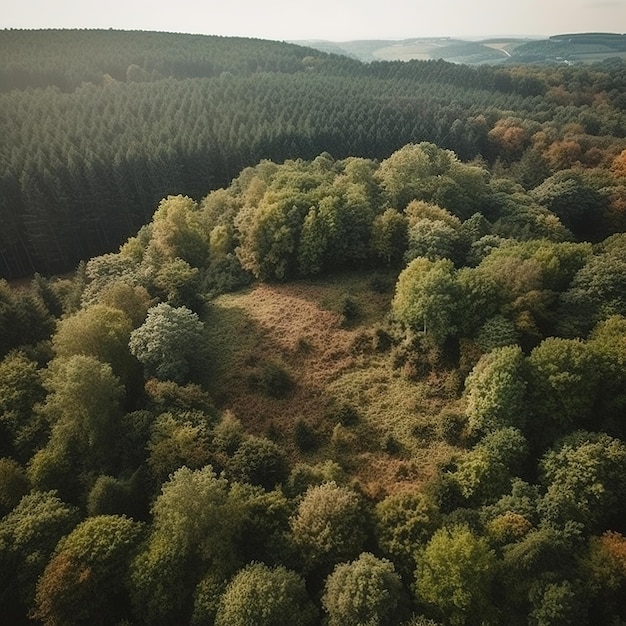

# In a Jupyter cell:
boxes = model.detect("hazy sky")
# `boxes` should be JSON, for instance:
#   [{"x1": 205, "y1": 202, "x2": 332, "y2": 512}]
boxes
[{"x1": 3, "y1": 0, "x2": 626, "y2": 41}]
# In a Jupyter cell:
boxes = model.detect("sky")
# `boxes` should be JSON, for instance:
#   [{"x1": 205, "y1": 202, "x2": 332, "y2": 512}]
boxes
[{"x1": 2, "y1": 0, "x2": 626, "y2": 41}]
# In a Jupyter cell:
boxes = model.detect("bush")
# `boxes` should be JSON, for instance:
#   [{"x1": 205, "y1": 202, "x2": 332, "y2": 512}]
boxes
[
  {"x1": 294, "y1": 418, "x2": 320, "y2": 452},
  {"x1": 250, "y1": 360, "x2": 295, "y2": 398},
  {"x1": 341, "y1": 296, "x2": 361, "y2": 327}
]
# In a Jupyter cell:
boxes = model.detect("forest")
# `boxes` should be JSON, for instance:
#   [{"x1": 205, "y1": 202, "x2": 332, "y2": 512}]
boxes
[{"x1": 2, "y1": 28, "x2": 626, "y2": 626}]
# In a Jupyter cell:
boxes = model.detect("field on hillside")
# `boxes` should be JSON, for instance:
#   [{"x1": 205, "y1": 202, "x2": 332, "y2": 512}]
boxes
[{"x1": 202, "y1": 271, "x2": 460, "y2": 497}]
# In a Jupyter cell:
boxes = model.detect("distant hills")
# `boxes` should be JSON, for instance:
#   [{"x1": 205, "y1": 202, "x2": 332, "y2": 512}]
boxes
[{"x1": 293, "y1": 32, "x2": 626, "y2": 65}]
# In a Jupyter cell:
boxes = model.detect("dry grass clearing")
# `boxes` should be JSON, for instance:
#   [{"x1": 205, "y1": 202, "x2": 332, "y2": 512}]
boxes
[{"x1": 202, "y1": 270, "x2": 461, "y2": 497}]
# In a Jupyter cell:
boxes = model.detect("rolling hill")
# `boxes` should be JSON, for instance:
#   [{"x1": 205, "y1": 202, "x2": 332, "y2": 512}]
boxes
[{"x1": 294, "y1": 32, "x2": 626, "y2": 65}]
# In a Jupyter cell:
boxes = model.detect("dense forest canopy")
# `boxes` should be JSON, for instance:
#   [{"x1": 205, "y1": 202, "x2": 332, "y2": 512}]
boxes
[
  {"x1": 2, "y1": 28, "x2": 626, "y2": 626},
  {"x1": 1, "y1": 29, "x2": 626, "y2": 277}
]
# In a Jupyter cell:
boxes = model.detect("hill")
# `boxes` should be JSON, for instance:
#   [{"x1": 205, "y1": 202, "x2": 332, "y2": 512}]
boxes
[{"x1": 294, "y1": 32, "x2": 626, "y2": 64}]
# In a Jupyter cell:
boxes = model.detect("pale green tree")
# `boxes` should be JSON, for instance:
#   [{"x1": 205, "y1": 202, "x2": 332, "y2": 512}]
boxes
[
  {"x1": 129, "y1": 302, "x2": 205, "y2": 382},
  {"x1": 414, "y1": 525, "x2": 498, "y2": 626},
  {"x1": 290, "y1": 482, "x2": 369, "y2": 571},
  {"x1": 215, "y1": 563, "x2": 317, "y2": 626},
  {"x1": 392, "y1": 257, "x2": 460, "y2": 343},
  {"x1": 322, "y1": 552, "x2": 405, "y2": 626}
]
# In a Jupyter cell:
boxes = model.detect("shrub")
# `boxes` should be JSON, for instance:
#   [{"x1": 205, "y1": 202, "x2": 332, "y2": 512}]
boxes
[
  {"x1": 250, "y1": 360, "x2": 295, "y2": 398},
  {"x1": 294, "y1": 418, "x2": 320, "y2": 452}
]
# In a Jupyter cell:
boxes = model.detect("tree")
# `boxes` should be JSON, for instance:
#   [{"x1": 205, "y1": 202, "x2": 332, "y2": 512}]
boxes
[
  {"x1": 538, "y1": 431, "x2": 626, "y2": 533},
  {"x1": 0, "y1": 350, "x2": 46, "y2": 461},
  {"x1": 148, "y1": 195, "x2": 209, "y2": 268},
  {"x1": 129, "y1": 302, "x2": 205, "y2": 383},
  {"x1": 32, "y1": 515, "x2": 144, "y2": 626},
  {"x1": 392, "y1": 257, "x2": 460, "y2": 344},
  {"x1": 414, "y1": 525, "x2": 498, "y2": 626},
  {"x1": 581, "y1": 531, "x2": 626, "y2": 622},
  {"x1": 531, "y1": 171, "x2": 606, "y2": 241},
  {"x1": 463, "y1": 345, "x2": 527, "y2": 436},
  {"x1": 290, "y1": 482, "x2": 369, "y2": 572},
  {"x1": 451, "y1": 428, "x2": 528, "y2": 505},
  {"x1": 227, "y1": 435, "x2": 288, "y2": 490},
  {"x1": 322, "y1": 552, "x2": 405, "y2": 626},
  {"x1": 52, "y1": 304, "x2": 135, "y2": 381},
  {"x1": 405, "y1": 218, "x2": 465, "y2": 265},
  {"x1": 0, "y1": 457, "x2": 28, "y2": 514},
  {"x1": 527, "y1": 338, "x2": 602, "y2": 443},
  {"x1": 35, "y1": 355, "x2": 124, "y2": 473},
  {"x1": 371, "y1": 208, "x2": 408, "y2": 266},
  {"x1": 147, "y1": 412, "x2": 211, "y2": 485},
  {"x1": 129, "y1": 466, "x2": 246, "y2": 623},
  {"x1": 374, "y1": 491, "x2": 440, "y2": 576},
  {"x1": 0, "y1": 491, "x2": 79, "y2": 612},
  {"x1": 528, "y1": 578, "x2": 588, "y2": 626},
  {"x1": 559, "y1": 239, "x2": 626, "y2": 335},
  {"x1": 215, "y1": 563, "x2": 317, "y2": 626},
  {"x1": 377, "y1": 142, "x2": 457, "y2": 210}
]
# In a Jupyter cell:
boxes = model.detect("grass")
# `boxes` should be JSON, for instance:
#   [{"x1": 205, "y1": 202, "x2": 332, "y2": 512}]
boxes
[{"x1": 201, "y1": 269, "x2": 461, "y2": 497}]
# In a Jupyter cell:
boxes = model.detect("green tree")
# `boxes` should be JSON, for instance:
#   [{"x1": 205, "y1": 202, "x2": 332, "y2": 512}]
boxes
[
  {"x1": 538, "y1": 431, "x2": 626, "y2": 533},
  {"x1": 147, "y1": 412, "x2": 211, "y2": 485},
  {"x1": 463, "y1": 345, "x2": 527, "y2": 436},
  {"x1": 322, "y1": 552, "x2": 405, "y2": 626},
  {"x1": 227, "y1": 435, "x2": 288, "y2": 490},
  {"x1": 149, "y1": 195, "x2": 209, "y2": 268},
  {"x1": 405, "y1": 218, "x2": 465, "y2": 265},
  {"x1": 0, "y1": 350, "x2": 46, "y2": 461},
  {"x1": 414, "y1": 525, "x2": 498, "y2": 626},
  {"x1": 371, "y1": 208, "x2": 408, "y2": 266},
  {"x1": 215, "y1": 563, "x2": 317, "y2": 626},
  {"x1": 527, "y1": 338, "x2": 602, "y2": 443},
  {"x1": 129, "y1": 302, "x2": 205, "y2": 383},
  {"x1": 392, "y1": 257, "x2": 460, "y2": 343},
  {"x1": 0, "y1": 491, "x2": 79, "y2": 613},
  {"x1": 290, "y1": 482, "x2": 369, "y2": 572},
  {"x1": 374, "y1": 491, "x2": 440, "y2": 576},
  {"x1": 451, "y1": 428, "x2": 528, "y2": 505},
  {"x1": 0, "y1": 457, "x2": 28, "y2": 514},
  {"x1": 28, "y1": 355, "x2": 124, "y2": 498},
  {"x1": 129, "y1": 466, "x2": 245, "y2": 624},
  {"x1": 32, "y1": 515, "x2": 144, "y2": 626},
  {"x1": 52, "y1": 304, "x2": 135, "y2": 381}
]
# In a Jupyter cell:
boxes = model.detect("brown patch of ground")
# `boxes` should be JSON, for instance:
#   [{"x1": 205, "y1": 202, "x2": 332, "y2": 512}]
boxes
[{"x1": 203, "y1": 272, "x2": 459, "y2": 497}]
